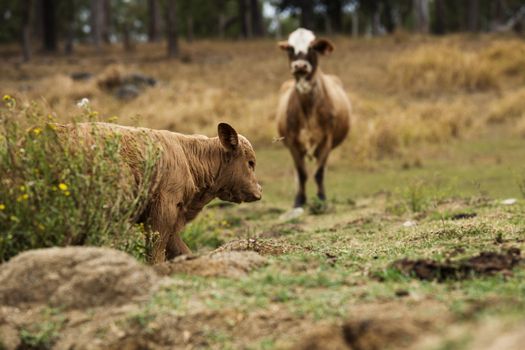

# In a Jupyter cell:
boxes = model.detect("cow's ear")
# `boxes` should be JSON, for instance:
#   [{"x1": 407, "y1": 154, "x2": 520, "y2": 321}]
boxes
[
  {"x1": 218, "y1": 123, "x2": 239, "y2": 151},
  {"x1": 311, "y1": 38, "x2": 335, "y2": 55},
  {"x1": 278, "y1": 41, "x2": 291, "y2": 52}
]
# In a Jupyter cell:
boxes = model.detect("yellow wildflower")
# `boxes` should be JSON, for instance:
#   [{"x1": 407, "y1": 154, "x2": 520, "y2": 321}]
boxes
[
  {"x1": 64, "y1": 191, "x2": 71, "y2": 197},
  {"x1": 19, "y1": 185, "x2": 26, "y2": 192},
  {"x1": 32, "y1": 128, "x2": 42, "y2": 136},
  {"x1": 0, "y1": 204, "x2": 5, "y2": 210},
  {"x1": 16, "y1": 194, "x2": 29, "y2": 202},
  {"x1": 3, "y1": 95, "x2": 11, "y2": 101},
  {"x1": 108, "y1": 116, "x2": 118, "y2": 123},
  {"x1": 58, "y1": 183, "x2": 68, "y2": 191}
]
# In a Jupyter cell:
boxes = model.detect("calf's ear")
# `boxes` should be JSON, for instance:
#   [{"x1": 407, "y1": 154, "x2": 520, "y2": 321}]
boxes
[
  {"x1": 311, "y1": 38, "x2": 335, "y2": 55},
  {"x1": 218, "y1": 123, "x2": 239, "y2": 151}
]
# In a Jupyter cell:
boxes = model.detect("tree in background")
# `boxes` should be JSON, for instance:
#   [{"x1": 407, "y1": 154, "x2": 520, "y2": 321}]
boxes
[
  {"x1": 413, "y1": 0, "x2": 429, "y2": 33},
  {"x1": 20, "y1": 0, "x2": 33, "y2": 61},
  {"x1": 166, "y1": 0, "x2": 179, "y2": 57},
  {"x1": 148, "y1": 0, "x2": 162, "y2": 42},
  {"x1": 42, "y1": 0, "x2": 57, "y2": 51},
  {"x1": 2, "y1": 0, "x2": 525, "y2": 62}
]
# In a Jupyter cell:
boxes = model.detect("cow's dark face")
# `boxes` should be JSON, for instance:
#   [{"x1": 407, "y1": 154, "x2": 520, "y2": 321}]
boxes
[{"x1": 278, "y1": 29, "x2": 335, "y2": 82}]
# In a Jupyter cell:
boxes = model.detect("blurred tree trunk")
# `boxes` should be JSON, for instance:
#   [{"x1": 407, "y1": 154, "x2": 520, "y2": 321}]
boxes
[
  {"x1": 21, "y1": 0, "x2": 33, "y2": 61},
  {"x1": 123, "y1": 23, "x2": 134, "y2": 52},
  {"x1": 250, "y1": 0, "x2": 264, "y2": 37},
  {"x1": 239, "y1": 0, "x2": 252, "y2": 38},
  {"x1": 490, "y1": 0, "x2": 506, "y2": 29},
  {"x1": 217, "y1": 0, "x2": 226, "y2": 38},
  {"x1": 91, "y1": 0, "x2": 104, "y2": 49},
  {"x1": 64, "y1": 0, "x2": 75, "y2": 55},
  {"x1": 187, "y1": 16, "x2": 194, "y2": 42},
  {"x1": 325, "y1": 0, "x2": 343, "y2": 33},
  {"x1": 468, "y1": 0, "x2": 479, "y2": 32},
  {"x1": 166, "y1": 0, "x2": 179, "y2": 58},
  {"x1": 413, "y1": 0, "x2": 430, "y2": 33},
  {"x1": 299, "y1": 0, "x2": 315, "y2": 30},
  {"x1": 42, "y1": 0, "x2": 57, "y2": 51},
  {"x1": 148, "y1": 0, "x2": 162, "y2": 42},
  {"x1": 32, "y1": 0, "x2": 43, "y2": 46},
  {"x1": 433, "y1": 0, "x2": 447, "y2": 34},
  {"x1": 351, "y1": 10, "x2": 359, "y2": 37},
  {"x1": 102, "y1": 0, "x2": 111, "y2": 43},
  {"x1": 383, "y1": 0, "x2": 396, "y2": 34}
]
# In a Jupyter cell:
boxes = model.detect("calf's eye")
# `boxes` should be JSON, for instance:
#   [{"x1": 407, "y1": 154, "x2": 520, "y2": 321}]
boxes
[{"x1": 248, "y1": 160, "x2": 255, "y2": 169}]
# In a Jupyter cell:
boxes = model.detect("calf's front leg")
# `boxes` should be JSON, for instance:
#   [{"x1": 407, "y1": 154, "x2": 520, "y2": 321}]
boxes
[{"x1": 150, "y1": 198, "x2": 191, "y2": 263}]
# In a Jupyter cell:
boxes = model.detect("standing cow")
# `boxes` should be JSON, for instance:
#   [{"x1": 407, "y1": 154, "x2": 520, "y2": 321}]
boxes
[{"x1": 276, "y1": 28, "x2": 351, "y2": 208}]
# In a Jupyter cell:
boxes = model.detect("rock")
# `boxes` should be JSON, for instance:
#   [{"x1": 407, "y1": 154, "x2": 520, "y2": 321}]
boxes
[
  {"x1": 70, "y1": 72, "x2": 93, "y2": 81},
  {"x1": 279, "y1": 207, "x2": 305, "y2": 222},
  {"x1": 0, "y1": 247, "x2": 159, "y2": 310},
  {"x1": 402, "y1": 220, "x2": 417, "y2": 227},
  {"x1": 501, "y1": 198, "x2": 517, "y2": 205},
  {"x1": 115, "y1": 84, "x2": 140, "y2": 100}
]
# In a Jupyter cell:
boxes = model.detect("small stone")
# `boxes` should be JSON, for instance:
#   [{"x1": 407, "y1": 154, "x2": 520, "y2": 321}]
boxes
[
  {"x1": 501, "y1": 198, "x2": 517, "y2": 205},
  {"x1": 395, "y1": 289, "x2": 410, "y2": 297},
  {"x1": 403, "y1": 220, "x2": 417, "y2": 227},
  {"x1": 279, "y1": 207, "x2": 304, "y2": 221}
]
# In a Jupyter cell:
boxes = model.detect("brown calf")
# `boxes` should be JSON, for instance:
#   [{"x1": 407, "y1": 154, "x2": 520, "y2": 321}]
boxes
[
  {"x1": 276, "y1": 28, "x2": 351, "y2": 208},
  {"x1": 60, "y1": 122, "x2": 261, "y2": 263}
]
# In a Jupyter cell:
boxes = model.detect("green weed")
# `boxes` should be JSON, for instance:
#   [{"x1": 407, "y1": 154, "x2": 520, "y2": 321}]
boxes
[{"x1": 0, "y1": 97, "x2": 159, "y2": 261}]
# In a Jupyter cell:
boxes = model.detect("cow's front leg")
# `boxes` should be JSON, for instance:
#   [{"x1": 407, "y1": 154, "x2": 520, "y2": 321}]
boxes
[
  {"x1": 289, "y1": 144, "x2": 307, "y2": 208},
  {"x1": 314, "y1": 138, "x2": 333, "y2": 202}
]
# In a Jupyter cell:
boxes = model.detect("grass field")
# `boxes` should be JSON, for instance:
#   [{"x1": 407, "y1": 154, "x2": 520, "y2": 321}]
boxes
[{"x1": 1, "y1": 34, "x2": 525, "y2": 348}]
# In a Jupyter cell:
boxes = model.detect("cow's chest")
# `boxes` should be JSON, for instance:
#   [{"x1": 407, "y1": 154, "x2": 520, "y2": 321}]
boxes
[{"x1": 298, "y1": 114, "x2": 324, "y2": 158}]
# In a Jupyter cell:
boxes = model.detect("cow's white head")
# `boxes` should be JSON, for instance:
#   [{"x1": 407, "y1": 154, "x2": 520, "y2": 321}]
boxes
[{"x1": 278, "y1": 28, "x2": 335, "y2": 92}]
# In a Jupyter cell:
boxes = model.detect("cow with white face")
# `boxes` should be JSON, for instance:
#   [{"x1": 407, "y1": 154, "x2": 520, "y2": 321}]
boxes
[{"x1": 276, "y1": 28, "x2": 351, "y2": 208}]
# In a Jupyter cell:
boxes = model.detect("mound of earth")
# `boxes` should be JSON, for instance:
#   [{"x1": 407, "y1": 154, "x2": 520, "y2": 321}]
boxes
[
  {"x1": 154, "y1": 251, "x2": 267, "y2": 278},
  {"x1": 295, "y1": 300, "x2": 451, "y2": 350},
  {"x1": 391, "y1": 247, "x2": 522, "y2": 282},
  {"x1": 0, "y1": 247, "x2": 159, "y2": 310}
]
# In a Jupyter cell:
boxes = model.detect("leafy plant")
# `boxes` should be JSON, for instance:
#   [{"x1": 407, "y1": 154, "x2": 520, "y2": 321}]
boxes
[
  {"x1": 0, "y1": 96, "x2": 159, "y2": 261},
  {"x1": 19, "y1": 308, "x2": 65, "y2": 349},
  {"x1": 180, "y1": 211, "x2": 226, "y2": 251}
]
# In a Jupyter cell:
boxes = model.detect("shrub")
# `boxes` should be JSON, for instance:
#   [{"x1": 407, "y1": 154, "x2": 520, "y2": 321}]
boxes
[
  {"x1": 0, "y1": 96, "x2": 159, "y2": 262},
  {"x1": 388, "y1": 44, "x2": 498, "y2": 95},
  {"x1": 486, "y1": 88, "x2": 525, "y2": 124}
]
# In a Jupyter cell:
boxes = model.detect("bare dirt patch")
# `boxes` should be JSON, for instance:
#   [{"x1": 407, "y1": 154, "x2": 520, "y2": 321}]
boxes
[
  {"x1": 391, "y1": 247, "x2": 522, "y2": 281},
  {"x1": 154, "y1": 251, "x2": 267, "y2": 278}
]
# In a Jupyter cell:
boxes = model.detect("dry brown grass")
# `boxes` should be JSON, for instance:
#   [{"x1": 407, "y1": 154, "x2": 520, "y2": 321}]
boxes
[
  {"x1": 1, "y1": 35, "x2": 524, "y2": 163},
  {"x1": 487, "y1": 88, "x2": 525, "y2": 123},
  {"x1": 388, "y1": 44, "x2": 498, "y2": 95}
]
